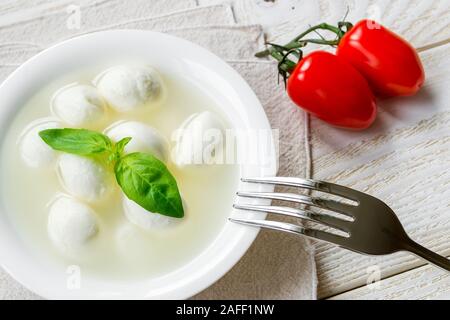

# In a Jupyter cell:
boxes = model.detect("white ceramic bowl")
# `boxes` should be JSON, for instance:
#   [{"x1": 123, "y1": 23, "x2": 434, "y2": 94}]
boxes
[{"x1": 0, "y1": 30, "x2": 276, "y2": 299}]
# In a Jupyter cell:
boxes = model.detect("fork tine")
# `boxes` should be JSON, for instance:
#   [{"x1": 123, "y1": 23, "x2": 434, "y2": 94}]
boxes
[
  {"x1": 238, "y1": 191, "x2": 314, "y2": 206},
  {"x1": 229, "y1": 217, "x2": 348, "y2": 246},
  {"x1": 242, "y1": 177, "x2": 362, "y2": 201},
  {"x1": 233, "y1": 203, "x2": 351, "y2": 232},
  {"x1": 237, "y1": 191, "x2": 356, "y2": 217}
]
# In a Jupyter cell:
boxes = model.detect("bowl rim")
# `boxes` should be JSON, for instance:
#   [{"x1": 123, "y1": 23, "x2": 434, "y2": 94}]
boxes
[{"x1": 0, "y1": 30, "x2": 277, "y2": 299}]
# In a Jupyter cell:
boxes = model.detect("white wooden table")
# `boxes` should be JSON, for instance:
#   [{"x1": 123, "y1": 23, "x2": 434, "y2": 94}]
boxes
[
  {"x1": 218, "y1": 0, "x2": 450, "y2": 300},
  {"x1": 0, "y1": 0, "x2": 449, "y2": 300}
]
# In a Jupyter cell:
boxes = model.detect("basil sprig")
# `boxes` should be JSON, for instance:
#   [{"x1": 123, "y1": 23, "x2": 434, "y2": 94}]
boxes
[{"x1": 39, "y1": 128, "x2": 184, "y2": 218}]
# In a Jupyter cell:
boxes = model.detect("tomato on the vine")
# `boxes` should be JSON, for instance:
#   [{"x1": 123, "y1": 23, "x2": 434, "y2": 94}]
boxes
[
  {"x1": 336, "y1": 19, "x2": 424, "y2": 97},
  {"x1": 286, "y1": 51, "x2": 377, "y2": 129},
  {"x1": 256, "y1": 18, "x2": 424, "y2": 129}
]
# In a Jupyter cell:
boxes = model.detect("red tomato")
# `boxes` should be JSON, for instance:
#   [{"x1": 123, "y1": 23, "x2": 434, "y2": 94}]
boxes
[
  {"x1": 337, "y1": 19, "x2": 425, "y2": 97},
  {"x1": 287, "y1": 51, "x2": 377, "y2": 130}
]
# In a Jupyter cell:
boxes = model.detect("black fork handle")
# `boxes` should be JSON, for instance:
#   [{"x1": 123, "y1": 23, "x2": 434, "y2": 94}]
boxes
[{"x1": 402, "y1": 238, "x2": 450, "y2": 272}]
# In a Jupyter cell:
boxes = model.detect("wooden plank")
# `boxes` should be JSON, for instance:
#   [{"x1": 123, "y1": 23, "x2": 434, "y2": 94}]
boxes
[
  {"x1": 0, "y1": 0, "x2": 74, "y2": 22},
  {"x1": 0, "y1": 0, "x2": 197, "y2": 27},
  {"x1": 330, "y1": 262, "x2": 450, "y2": 300},
  {"x1": 214, "y1": 0, "x2": 450, "y2": 49}
]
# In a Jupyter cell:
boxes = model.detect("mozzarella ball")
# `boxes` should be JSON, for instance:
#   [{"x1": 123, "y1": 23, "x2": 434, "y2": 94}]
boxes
[
  {"x1": 19, "y1": 118, "x2": 61, "y2": 168},
  {"x1": 51, "y1": 83, "x2": 106, "y2": 127},
  {"x1": 48, "y1": 195, "x2": 98, "y2": 254},
  {"x1": 123, "y1": 197, "x2": 181, "y2": 230},
  {"x1": 104, "y1": 121, "x2": 169, "y2": 161},
  {"x1": 94, "y1": 65, "x2": 161, "y2": 112},
  {"x1": 173, "y1": 111, "x2": 225, "y2": 166},
  {"x1": 57, "y1": 154, "x2": 111, "y2": 203}
]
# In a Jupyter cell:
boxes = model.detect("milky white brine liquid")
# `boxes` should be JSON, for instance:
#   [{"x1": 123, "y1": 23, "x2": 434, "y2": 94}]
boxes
[{"x1": 0, "y1": 65, "x2": 239, "y2": 281}]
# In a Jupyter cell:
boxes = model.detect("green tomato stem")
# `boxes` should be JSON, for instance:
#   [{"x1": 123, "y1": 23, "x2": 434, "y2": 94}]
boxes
[
  {"x1": 255, "y1": 22, "x2": 347, "y2": 58},
  {"x1": 270, "y1": 50, "x2": 297, "y2": 73}
]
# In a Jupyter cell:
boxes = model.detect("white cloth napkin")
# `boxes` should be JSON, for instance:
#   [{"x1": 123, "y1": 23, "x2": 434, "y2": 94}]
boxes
[{"x1": 0, "y1": 3, "x2": 317, "y2": 300}]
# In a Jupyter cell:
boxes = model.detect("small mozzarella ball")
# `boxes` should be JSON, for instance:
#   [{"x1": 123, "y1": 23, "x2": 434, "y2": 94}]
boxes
[
  {"x1": 94, "y1": 65, "x2": 161, "y2": 112},
  {"x1": 19, "y1": 118, "x2": 61, "y2": 168},
  {"x1": 123, "y1": 197, "x2": 181, "y2": 230},
  {"x1": 57, "y1": 154, "x2": 111, "y2": 203},
  {"x1": 48, "y1": 195, "x2": 98, "y2": 254},
  {"x1": 51, "y1": 84, "x2": 106, "y2": 127},
  {"x1": 173, "y1": 111, "x2": 225, "y2": 166},
  {"x1": 104, "y1": 121, "x2": 169, "y2": 161}
]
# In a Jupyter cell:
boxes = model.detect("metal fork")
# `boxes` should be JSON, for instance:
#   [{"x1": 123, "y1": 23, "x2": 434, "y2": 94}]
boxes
[{"x1": 230, "y1": 177, "x2": 450, "y2": 271}]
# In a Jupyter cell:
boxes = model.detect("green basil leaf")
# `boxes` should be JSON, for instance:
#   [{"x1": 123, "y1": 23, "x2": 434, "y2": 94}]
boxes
[
  {"x1": 115, "y1": 137, "x2": 132, "y2": 156},
  {"x1": 115, "y1": 152, "x2": 184, "y2": 218},
  {"x1": 39, "y1": 128, "x2": 113, "y2": 156}
]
